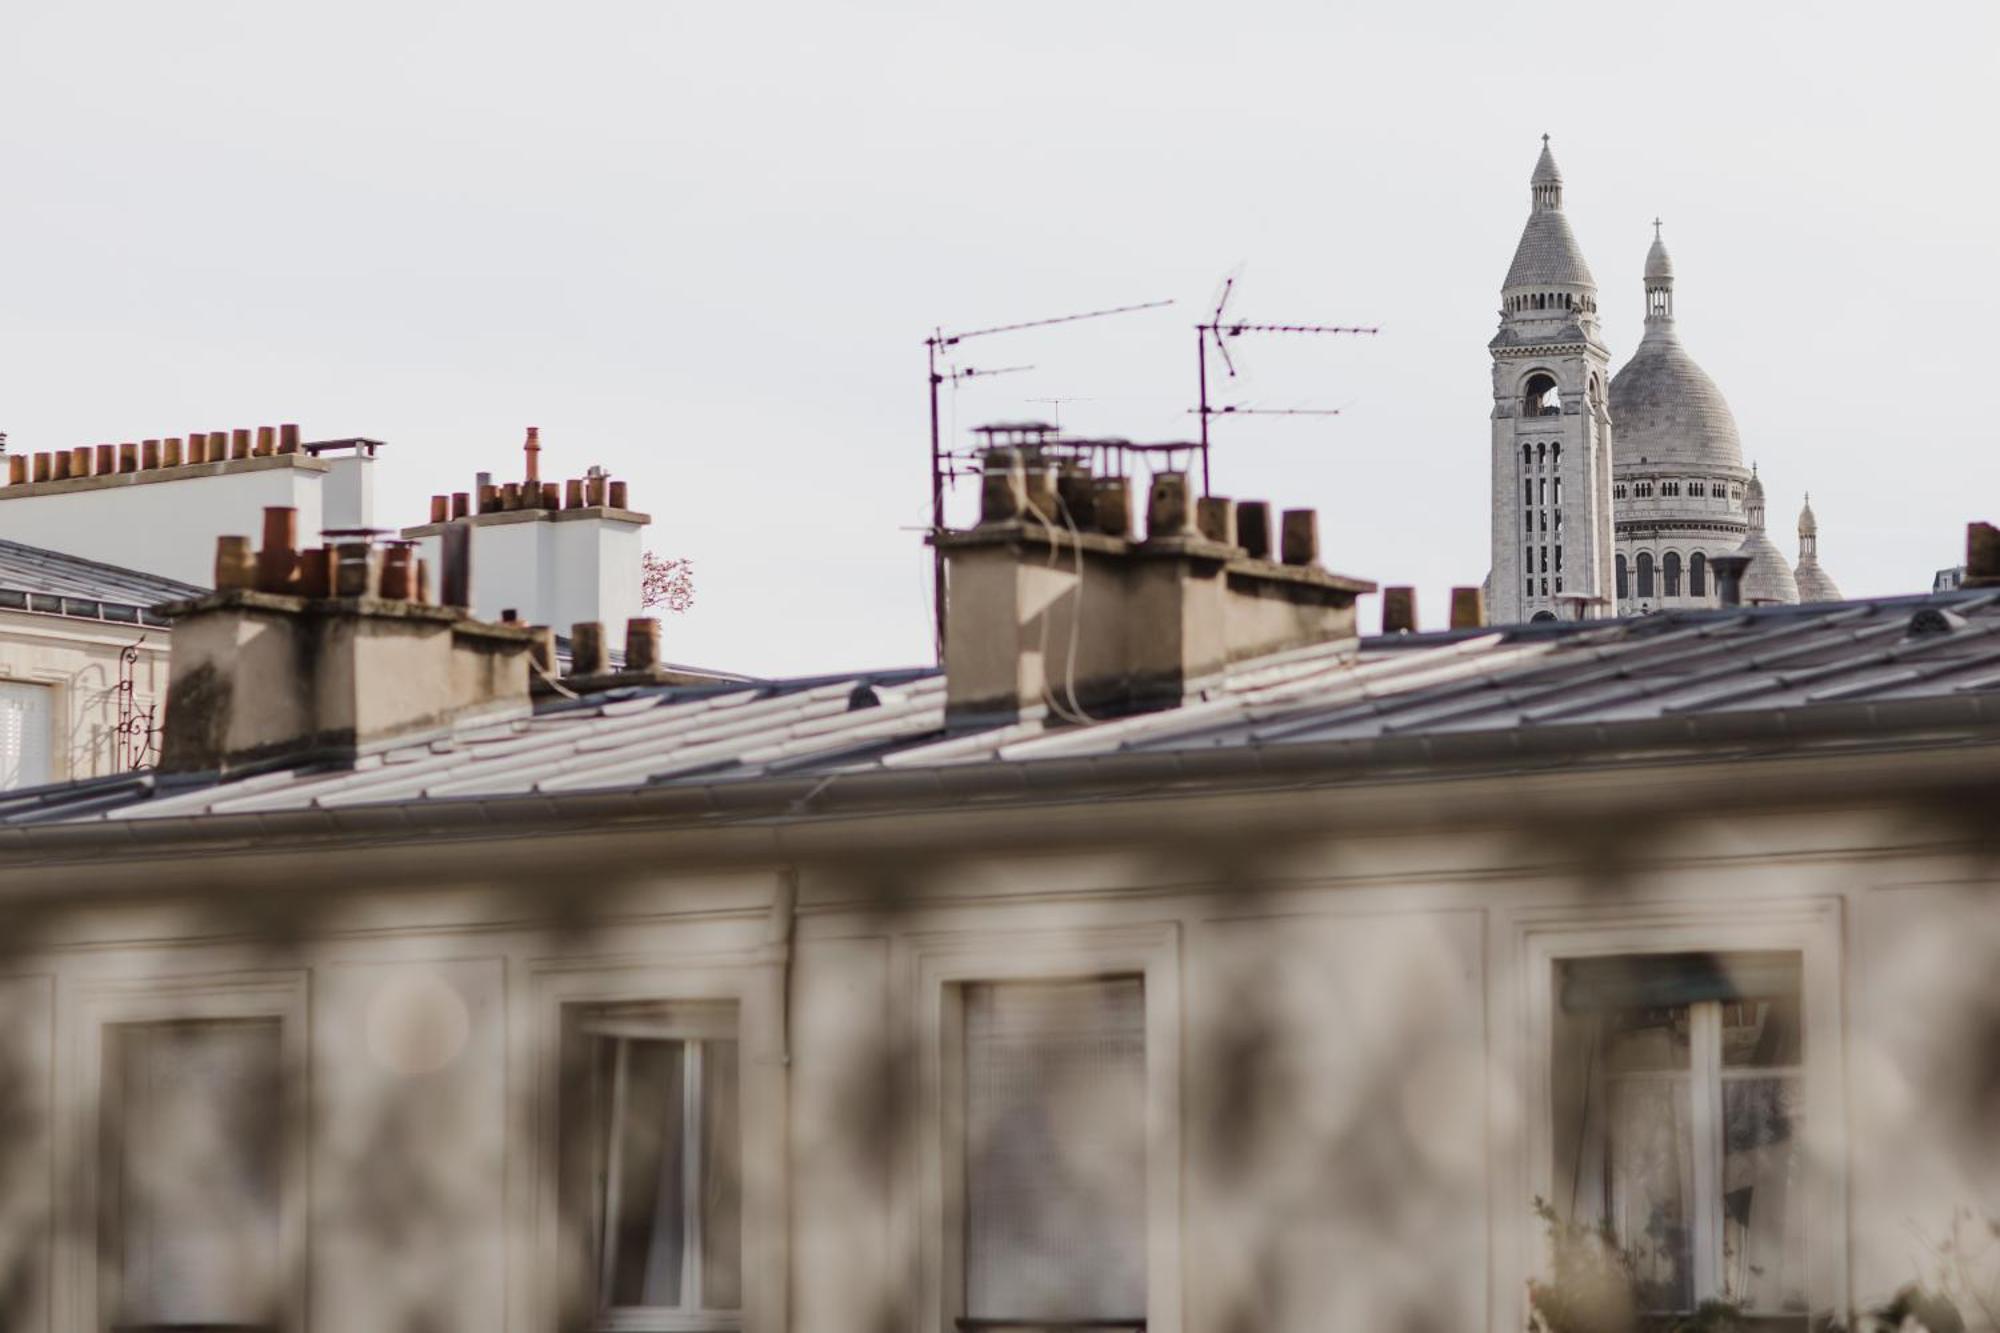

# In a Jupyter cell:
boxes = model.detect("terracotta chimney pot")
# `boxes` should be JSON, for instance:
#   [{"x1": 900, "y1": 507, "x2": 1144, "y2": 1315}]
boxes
[
  {"x1": 1449, "y1": 586, "x2": 1487, "y2": 630},
  {"x1": 570, "y1": 621, "x2": 608, "y2": 675},
  {"x1": 163, "y1": 437, "x2": 184, "y2": 468},
  {"x1": 1236, "y1": 501, "x2": 1273, "y2": 560},
  {"x1": 254, "y1": 425, "x2": 276, "y2": 457},
  {"x1": 214, "y1": 536, "x2": 257, "y2": 590},
  {"x1": 625, "y1": 617, "x2": 661, "y2": 671},
  {"x1": 380, "y1": 546, "x2": 415, "y2": 601},
  {"x1": 279, "y1": 423, "x2": 301, "y2": 454},
  {"x1": 1382, "y1": 586, "x2": 1418, "y2": 634},
  {"x1": 1280, "y1": 509, "x2": 1320, "y2": 566}
]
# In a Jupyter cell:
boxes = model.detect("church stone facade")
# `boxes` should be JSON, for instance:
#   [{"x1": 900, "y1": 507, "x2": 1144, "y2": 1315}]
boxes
[{"x1": 1486, "y1": 139, "x2": 1837, "y2": 622}]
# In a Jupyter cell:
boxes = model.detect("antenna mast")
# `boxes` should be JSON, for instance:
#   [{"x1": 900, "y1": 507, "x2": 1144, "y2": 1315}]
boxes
[
  {"x1": 924, "y1": 297, "x2": 1173, "y2": 662},
  {"x1": 1195, "y1": 275, "x2": 1378, "y2": 494}
]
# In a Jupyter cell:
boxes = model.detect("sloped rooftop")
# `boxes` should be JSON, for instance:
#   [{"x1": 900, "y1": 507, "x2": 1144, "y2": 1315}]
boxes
[
  {"x1": 3, "y1": 588, "x2": 1997, "y2": 833},
  {"x1": 0, "y1": 537, "x2": 203, "y2": 628}
]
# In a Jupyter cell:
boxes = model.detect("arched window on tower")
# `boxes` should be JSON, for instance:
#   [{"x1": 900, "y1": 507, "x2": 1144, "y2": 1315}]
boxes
[
  {"x1": 1524, "y1": 373, "x2": 1561, "y2": 417},
  {"x1": 1663, "y1": 552, "x2": 1683, "y2": 597},
  {"x1": 1637, "y1": 552, "x2": 1655, "y2": 599},
  {"x1": 1689, "y1": 552, "x2": 1707, "y2": 597},
  {"x1": 1616, "y1": 554, "x2": 1629, "y2": 600}
]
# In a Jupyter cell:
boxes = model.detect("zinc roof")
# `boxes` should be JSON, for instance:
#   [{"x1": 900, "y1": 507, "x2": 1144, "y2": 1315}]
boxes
[
  {"x1": 0, "y1": 538, "x2": 202, "y2": 628},
  {"x1": 3, "y1": 590, "x2": 1998, "y2": 829}
]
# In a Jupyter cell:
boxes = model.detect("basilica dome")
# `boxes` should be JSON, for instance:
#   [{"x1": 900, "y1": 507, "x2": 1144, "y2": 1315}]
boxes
[{"x1": 1607, "y1": 230, "x2": 1746, "y2": 471}]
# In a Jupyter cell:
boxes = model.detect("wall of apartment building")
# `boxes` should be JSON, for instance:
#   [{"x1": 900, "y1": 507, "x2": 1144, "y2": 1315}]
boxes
[
  {"x1": 0, "y1": 611, "x2": 170, "y2": 786},
  {"x1": 0, "y1": 742, "x2": 1995, "y2": 1332}
]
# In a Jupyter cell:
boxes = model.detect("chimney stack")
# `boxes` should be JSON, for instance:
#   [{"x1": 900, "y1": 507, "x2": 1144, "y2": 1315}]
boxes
[
  {"x1": 160, "y1": 530, "x2": 536, "y2": 773},
  {"x1": 937, "y1": 448, "x2": 1375, "y2": 726}
]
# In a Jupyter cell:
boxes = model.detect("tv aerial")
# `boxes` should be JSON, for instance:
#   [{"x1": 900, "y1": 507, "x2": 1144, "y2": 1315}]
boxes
[
  {"x1": 923, "y1": 297, "x2": 1174, "y2": 660},
  {"x1": 1194, "y1": 269, "x2": 1379, "y2": 494}
]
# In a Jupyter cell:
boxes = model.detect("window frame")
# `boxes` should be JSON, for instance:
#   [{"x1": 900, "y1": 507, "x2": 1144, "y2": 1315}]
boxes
[
  {"x1": 908, "y1": 924, "x2": 1181, "y2": 1333},
  {"x1": 574, "y1": 1003, "x2": 742, "y2": 1332},
  {"x1": 69, "y1": 970, "x2": 309, "y2": 1333},
  {"x1": 531, "y1": 956, "x2": 783, "y2": 1333},
  {"x1": 1512, "y1": 906, "x2": 1846, "y2": 1330}
]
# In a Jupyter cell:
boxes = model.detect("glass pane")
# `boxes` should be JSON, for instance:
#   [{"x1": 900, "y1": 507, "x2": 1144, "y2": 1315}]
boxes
[
  {"x1": 964, "y1": 978, "x2": 1146, "y2": 1323},
  {"x1": 111, "y1": 1019, "x2": 282, "y2": 1327},
  {"x1": 1604, "y1": 1003, "x2": 1691, "y2": 1073},
  {"x1": 604, "y1": 1038, "x2": 685, "y2": 1308},
  {"x1": 1607, "y1": 1075, "x2": 1693, "y2": 1313},
  {"x1": 1722, "y1": 996, "x2": 1802, "y2": 1069},
  {"x1": 700, "y1": 1040, "x2": 743, "y2": 1310},
  {"x1": 1723, "y1": 1077, "x2": 1807, "y2": 1313}
]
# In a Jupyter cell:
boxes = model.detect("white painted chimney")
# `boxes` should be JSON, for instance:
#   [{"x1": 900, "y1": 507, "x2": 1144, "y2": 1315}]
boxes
[{"x1": 401, "y1": 430, "x2": 647, "y2": 635}]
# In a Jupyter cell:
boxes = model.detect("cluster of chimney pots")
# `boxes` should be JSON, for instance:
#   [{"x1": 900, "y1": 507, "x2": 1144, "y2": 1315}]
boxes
[
  {"x1": 5, "y1": 423, "x2": 306, "y2": 484},
  {"x1": 425, "y1": 427, "x2": 629, "y2": 521},
  {"x1": 211, "y1": 506, "x2": 664, "y2": 682}
]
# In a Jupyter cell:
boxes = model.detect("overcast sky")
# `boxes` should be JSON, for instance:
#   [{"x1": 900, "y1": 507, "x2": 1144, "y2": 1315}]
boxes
[{"x1": 3, "y1": 2, "x2": 1994, "y2": 674}]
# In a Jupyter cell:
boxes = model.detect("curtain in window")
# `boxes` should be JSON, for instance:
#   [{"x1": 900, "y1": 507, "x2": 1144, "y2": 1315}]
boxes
[
  {"x1": 106, "y1": 1020, "x2": 282, "y2": 1328},
  {"x1": 964, "y1": 978, "x2": 1146, "y2": 1324}
]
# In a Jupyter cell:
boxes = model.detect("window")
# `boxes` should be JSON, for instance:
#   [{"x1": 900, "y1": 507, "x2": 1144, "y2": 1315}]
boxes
[
  {"x1": 961, "y1": 978, "x2": 1146, "y2": 1331},
  {"x1": 101, "y1": 1019, "x2": 283, "y2": 1332},
  {"x1": 1636, "y1": 553, "x2": 1655, "y2": 599},
  {"x1": 1690, "y1": 482, "x2": 1706, "y2": 498},
  {"x1": 1663, "y1": 552, "x2": 1682, "y2": 597},
  {"x1": 566, "y1": 1002, "x2": 741, "y2": 1332},
  {"x1": 1552, "y1": 953, "x2": 1806, "y2": 1319},
  {"x1": 1615, "y1": 484, "x2": 1627, "y2": 500},
  {"x1": 1616, "y1": 555, "x2": 1629, "y2": 600},
  {"x1": 0, "y1": 680, "x2": 53, "y2": 790},
  {"x1": 1690, "y1": 553, "x2": 1707, "y2": 597}
]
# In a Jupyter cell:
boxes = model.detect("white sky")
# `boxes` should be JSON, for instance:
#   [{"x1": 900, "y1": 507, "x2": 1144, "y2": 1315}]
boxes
[{"x1": 3, "y1": 1, "x2": 1994, "y2": 675}]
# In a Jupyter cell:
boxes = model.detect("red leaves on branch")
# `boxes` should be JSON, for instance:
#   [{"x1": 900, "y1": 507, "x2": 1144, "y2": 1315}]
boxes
[{"x1": 642, "y1": 551, "x2": 696, "y2": 614}]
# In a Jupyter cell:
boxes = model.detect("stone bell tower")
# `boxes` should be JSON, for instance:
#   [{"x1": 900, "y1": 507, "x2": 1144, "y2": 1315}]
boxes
[{"x1": 1487, "y1": 136, "x2": 1616, "y2": 624}]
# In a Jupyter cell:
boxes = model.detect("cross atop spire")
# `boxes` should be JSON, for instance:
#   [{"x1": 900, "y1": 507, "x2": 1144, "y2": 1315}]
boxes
[{"x1": 1652, "y1": 217, "x2": 1663, "y2": 240}]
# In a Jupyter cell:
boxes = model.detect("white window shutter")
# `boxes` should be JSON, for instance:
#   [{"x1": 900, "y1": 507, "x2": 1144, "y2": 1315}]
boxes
[
  {"x1": 964, "y1": 977, "x2": 1146, "y2": 1324},
  {"x1": 0, "y1": 681, "x2": 52, "y2": 790}
]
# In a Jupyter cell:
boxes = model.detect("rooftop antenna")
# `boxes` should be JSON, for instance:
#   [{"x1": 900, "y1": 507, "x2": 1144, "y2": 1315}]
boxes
[
  {"x1": 1195, "y1": 271, "x2": 1379, "y2": 494},
  {"x1": 924, "y1": 297, "x2": 1173, "y2": 662}
]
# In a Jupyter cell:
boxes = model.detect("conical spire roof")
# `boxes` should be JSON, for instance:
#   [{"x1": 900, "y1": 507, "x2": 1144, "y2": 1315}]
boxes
[
  {"x1": 1794, "y1": 492, "x2": 1843, "y2": 601},
  {"x1": 1644, "y1": 219, "x2": 1673, "y2": 281},
  {"x1": 1503, "y1": 137, "x2": 1595, "y2": 291},
  {"x1": 1531, "y1": 135, "x2": 1563, "y2": 186}
]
